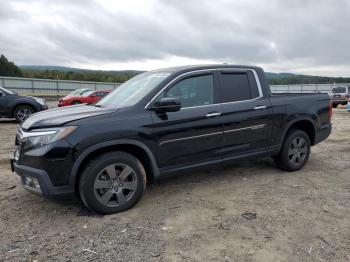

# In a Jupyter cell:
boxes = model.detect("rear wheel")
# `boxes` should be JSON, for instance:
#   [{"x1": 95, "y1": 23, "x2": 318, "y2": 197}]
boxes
[
  {"x1": 274, "y1": 129, "x2": 310, "y2": 171},
  {"x1": 14, "y1": 105, "x2": 34, "y2": 123},
  {"x1": 79, "y1": 152, "x2": 147, "y2": 214}
]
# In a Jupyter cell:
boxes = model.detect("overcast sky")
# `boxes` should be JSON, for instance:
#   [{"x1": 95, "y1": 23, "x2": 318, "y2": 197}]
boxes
[{"x1": 1, "y1": 0, "x2": 349, "y2": 76}]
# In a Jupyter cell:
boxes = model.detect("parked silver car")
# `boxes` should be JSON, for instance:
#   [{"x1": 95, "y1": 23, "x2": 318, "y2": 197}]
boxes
[{"x1": 329, "y1": 86, "x2": 350, "y2": 108}]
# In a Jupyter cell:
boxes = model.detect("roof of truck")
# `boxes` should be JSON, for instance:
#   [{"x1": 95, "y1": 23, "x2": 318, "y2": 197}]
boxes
[{"x1": 154, "y1": 64, "x2": 263, "y2": 73}]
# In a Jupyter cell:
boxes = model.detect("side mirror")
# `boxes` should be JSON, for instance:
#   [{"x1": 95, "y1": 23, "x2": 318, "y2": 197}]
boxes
[{"x1": 151, "y1": 97, "x2": 181, "y2": 112}]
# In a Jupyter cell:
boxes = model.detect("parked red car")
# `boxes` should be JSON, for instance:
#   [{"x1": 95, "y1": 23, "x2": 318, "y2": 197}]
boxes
[{"x1": 58, "y1": 90, "x2": 111, "y2": 107}]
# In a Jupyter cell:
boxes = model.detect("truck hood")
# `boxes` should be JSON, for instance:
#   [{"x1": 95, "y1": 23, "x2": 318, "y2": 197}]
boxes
[{"x1": 22, "y1": 104, "x2": 116, "y2": 130}]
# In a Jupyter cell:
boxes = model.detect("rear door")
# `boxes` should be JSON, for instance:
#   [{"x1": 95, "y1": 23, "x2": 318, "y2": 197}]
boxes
[
  {"x1": 149, "y1": 70, "x2": 223, "y2": 169},
  {"x1": 218, "y1": 69, "x2": 272, "y2": 159}
]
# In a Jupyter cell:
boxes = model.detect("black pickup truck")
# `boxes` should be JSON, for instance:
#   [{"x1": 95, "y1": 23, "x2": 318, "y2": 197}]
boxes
[{"x1": 10, "y1": 65, "x2": 332, "y2": 214}]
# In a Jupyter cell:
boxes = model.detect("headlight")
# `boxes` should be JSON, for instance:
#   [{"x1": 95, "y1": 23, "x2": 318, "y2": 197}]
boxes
[
  {"x1": 33, "y1": 97, "x2": 46, "y2": 106},
  {"x1": 19, "y1": 126, "x2": 77, "y2": 149}
]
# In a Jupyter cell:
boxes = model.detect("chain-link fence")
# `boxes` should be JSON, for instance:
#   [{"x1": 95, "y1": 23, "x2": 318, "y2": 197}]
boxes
[
  {"x1": 0, "y1": 76, "x2": 120, "y2": 98},
  {"x1": 269, "y1": 83, "x2": 348, "y2": 93},
  {"x1": 1, "y1": 76, "x2": 348, "y2": 97}
]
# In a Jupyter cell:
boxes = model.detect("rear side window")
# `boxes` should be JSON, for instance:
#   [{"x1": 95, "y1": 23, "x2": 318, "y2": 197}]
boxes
[{"x1": 220, "y1": 72, "x2": 260, "y2": 103}]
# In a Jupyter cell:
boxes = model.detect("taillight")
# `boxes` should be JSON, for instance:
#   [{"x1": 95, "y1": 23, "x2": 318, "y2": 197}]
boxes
[{"x1": 328, "y1": 100, "x2": 333, "y2": 121}]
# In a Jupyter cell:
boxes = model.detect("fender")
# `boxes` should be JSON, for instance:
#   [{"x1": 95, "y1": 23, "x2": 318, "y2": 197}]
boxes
[
  {"x1": 9, "y1": 98, "x2": 41, "y2": 116},
  {"x1": 278, "y1": 116, "x2": 317, "y2": 151},
  {"x1": 69, "y1": 139, "x2": 160, "y2": 186}
]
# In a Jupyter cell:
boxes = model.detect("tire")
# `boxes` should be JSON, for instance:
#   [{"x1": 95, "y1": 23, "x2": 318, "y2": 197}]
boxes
[
  {"x1": 14, "y1": 105, "x2": 34, "y2": 123},
  {"x1": 79, "y1": 151, "x2": 147, "y2": 214},
  {"x1": 72, "y1": 101, "x2": 81, "y2": 105},
  {"x1": 274, "y1": 129, "x2": 310, "y2": 171},
  {"x1": 332, "y1": 103, "x2": 338, "y2": 108}
]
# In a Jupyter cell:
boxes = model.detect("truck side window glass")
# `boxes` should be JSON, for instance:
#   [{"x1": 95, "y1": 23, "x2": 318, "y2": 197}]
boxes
[
  {"x1": 221, "y1": 73, "x2": 252, "y2": 102},
  {"x1": 247, "y1": 71, "x2": 260, "y2": 98},
  {"x1": 159, "y1": 74, "x2": 214, "y2": 108}
]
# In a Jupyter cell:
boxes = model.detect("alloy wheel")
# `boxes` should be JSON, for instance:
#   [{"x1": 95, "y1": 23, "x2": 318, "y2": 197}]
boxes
[
  {"x1": 16, "y1": 107, "x2": 33, "y2": 122},
  {"x1": 287, "y1": 137, "x2": 307, "y2": 165},
  {"x1": 93, "y1": 163, "x2": 138, "y2": 207}
]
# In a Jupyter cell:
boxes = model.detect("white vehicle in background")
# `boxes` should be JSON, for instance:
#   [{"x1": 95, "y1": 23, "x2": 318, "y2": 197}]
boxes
[{"x1": 329, "y1": 86, "x2": 350, "y2": 108}]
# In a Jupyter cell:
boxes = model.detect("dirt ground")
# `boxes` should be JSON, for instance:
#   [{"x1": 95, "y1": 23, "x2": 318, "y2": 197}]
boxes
[{"x1": 0, "y1": 108, "x2": 349, "y2": 262}]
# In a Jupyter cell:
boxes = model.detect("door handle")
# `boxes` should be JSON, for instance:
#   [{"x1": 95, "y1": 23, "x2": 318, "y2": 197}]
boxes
[
  {"x1": 206, "y1": 112, "x2": 222, "y2": 118},
  {"x1": 254, "y1": 105, "x2": 267, "y2": 110}
]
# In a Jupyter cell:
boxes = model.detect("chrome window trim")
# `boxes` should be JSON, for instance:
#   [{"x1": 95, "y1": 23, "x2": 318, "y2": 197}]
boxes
[{"x1": 144, "y1": 68, "x2": 264, "y2": 110}]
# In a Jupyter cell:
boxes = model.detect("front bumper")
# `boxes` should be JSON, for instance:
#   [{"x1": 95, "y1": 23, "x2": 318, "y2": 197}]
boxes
[
  {"x1": 332, "y1": 99, "x2": 347, "y2": 105},
  {"x1": 41, "y1": 103, "x2": 49, "y2": 110},
  {"x1": 10, "y1": 153, "x2": 75, "y2": 200}
]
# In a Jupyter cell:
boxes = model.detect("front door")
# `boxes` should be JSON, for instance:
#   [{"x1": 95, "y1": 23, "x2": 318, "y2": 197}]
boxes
[{"x1": 149, "y1": 71, "x2": 223, "y2": 170}]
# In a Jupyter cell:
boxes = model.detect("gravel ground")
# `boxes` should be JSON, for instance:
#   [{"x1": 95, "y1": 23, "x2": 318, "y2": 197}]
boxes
[{"x1": 0, "y1": 109, "x2": 349, "y2": 262}]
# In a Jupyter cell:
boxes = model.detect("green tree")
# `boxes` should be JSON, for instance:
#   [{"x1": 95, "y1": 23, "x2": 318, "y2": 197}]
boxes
[{"x1": 0, "y1": 54, "x2": 23, "y2": 77}]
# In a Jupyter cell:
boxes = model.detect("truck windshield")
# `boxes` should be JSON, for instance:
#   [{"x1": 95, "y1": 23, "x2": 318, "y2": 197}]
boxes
[{"x1": 97, "y1": 71, "x2": 171, "y2": 108}]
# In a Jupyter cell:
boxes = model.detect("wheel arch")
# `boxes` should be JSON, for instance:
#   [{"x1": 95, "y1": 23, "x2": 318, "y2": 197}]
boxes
[
  {"x1": 70, "y1": 140, "x2": 160, "y2": 191},
  {"x1": 11, "y1": 103, "x2": 37, "y2": 118},
  {"x1": 281, "y1": 118, "x2": 316, "y2": 147},
  {"x1": 71, "y1": 100, "x2": 82, "y2": 105}
]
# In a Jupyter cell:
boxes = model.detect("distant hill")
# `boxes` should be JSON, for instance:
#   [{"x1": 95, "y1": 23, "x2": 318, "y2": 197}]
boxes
[
  {"x1": 20, "y1": 65, "x2": 304, "y2": 79},
  {"x1": 20, "y1": 65, "x2": 144, "y2": 75},
  {"x1": 19, "y1": 65, "x2": 144, "y2": 83},
  {"x1": 21, "y1": 65, "x2": 300, "y2": 79},
  {"x1": 19, "y1": 65, "x2": 350, "y2": 84},
  {"x1": 265, "y1": 72, "x2": 300, "y2": 79}
]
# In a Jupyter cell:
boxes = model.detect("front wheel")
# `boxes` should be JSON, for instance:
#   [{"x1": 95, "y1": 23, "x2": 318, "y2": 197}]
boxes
[
  {"x1": 274, "y1": 129, "x2": 311, "y2": 171},
  {"x1": 14, "y1": 105, "x2": 34, "y2": 123},
  {"x1": 79, "y1": 152, "x2": 147, "y2": 214}
]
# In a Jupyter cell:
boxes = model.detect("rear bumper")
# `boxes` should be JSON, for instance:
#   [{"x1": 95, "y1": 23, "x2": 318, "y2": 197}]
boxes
[
  {"x1": 314, "y1": 123, "x2": 332, "y2": 145},
  {"x1": 332, "y1": 99, "x2": 347, "y2": 104},
  {"x1": 11, "y1": 159, "x2": 75, "y2": 200}
]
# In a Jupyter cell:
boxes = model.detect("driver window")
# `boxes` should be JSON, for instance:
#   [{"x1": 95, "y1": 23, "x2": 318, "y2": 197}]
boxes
[{"x1": 158, "y1": 74, "x2": 214, "y2": 108}]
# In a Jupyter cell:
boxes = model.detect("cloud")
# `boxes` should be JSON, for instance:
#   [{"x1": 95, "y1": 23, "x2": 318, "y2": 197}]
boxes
[{"x1": 0, "y1": 0, "x2": 349, "y2": 76}]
